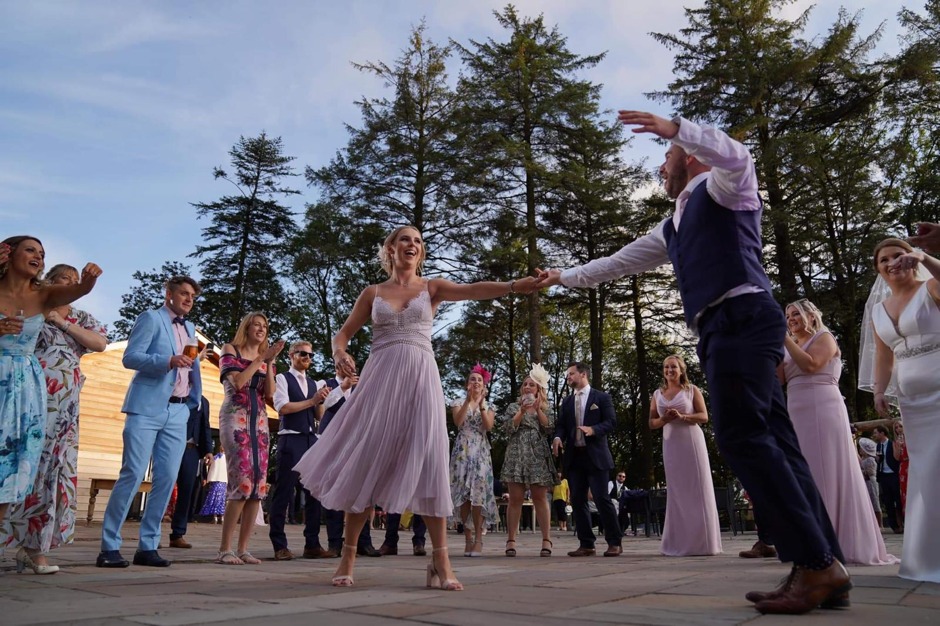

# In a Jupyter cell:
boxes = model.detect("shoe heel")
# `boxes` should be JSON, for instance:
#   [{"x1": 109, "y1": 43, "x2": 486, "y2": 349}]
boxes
[{"x1": 426, "y1": 563, "x2": 440, "y2": 588}]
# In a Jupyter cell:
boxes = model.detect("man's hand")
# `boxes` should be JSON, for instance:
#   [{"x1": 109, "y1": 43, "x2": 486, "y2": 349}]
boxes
[
  {"x1": 617, "y1": 110, "x2": 679, "y2": 139},
  {"x1": 313, "y1": 384, "x2": 331, "y2": 405},
  {"x1": 552, "y1": 438, "x2": 563, "y2": 456},
  {"x1": 170, "y1": 354, "x2": 194, "y2": 369},
  {"x1": 577, "y1": 425, "x2": 595, "y2": 437},
  {"x1": 340, "y1": 373, "x2": 359, "y2": 391},
  {"x1": 908, "y1": 222, "x2": 940, "y2": 254}
]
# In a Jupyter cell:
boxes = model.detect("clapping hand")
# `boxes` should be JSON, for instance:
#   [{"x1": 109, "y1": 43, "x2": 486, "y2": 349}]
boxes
[
  {"x1": 313, "y1": 384, "x2": 331, "y2": 405},
  {"x1": 263, "y1": 339, "x2": 286, "y2": 362}
]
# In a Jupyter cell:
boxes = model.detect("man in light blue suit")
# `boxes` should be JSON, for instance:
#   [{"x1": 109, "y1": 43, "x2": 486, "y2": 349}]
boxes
[{"x1": 97, "y1": 275, "x2": 203, "y2": 568}]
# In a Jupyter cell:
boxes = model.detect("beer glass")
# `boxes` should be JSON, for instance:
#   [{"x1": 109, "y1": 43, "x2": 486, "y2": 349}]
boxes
[{"x1": 183, "y1": 337, "x2": 199, "y2": 360}]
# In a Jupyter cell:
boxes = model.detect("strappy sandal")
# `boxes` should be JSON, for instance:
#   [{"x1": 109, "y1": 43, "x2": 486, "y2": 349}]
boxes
[
  {"x1": 505, "y1": 540, "x2": 517, "y2": 557},
  {"x1": 426, "y1": 547, "x2": 463, "y2": 591},
  {"x1": 216, "y1": 550, "x2": 243, "y2": 565},
  {"x1": 468, "y1": 540, "x2": 483, "y2": 557},
  {"x1": 463, "y1": 532, "x2": 473, "y2": 557},
  {"x1": 332, "y1": 544, "x2": 357, "y2": 587},
  {"x1": 540, "y1": 539, "x2": 553, "y2": 557},
  {"x1": 237, "y1": 551, "x2": 261, "y2": 564}
]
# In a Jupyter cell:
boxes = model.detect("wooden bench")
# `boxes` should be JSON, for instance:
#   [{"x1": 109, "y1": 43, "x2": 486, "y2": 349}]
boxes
[{"x1": 86, "y1": 478, "x2": 152, "y2": 525}]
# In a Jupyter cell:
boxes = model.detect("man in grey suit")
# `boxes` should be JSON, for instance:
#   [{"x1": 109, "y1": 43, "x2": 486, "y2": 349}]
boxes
[{"x1": 97, "y1": 275, "x2": 203, "y2": 568}]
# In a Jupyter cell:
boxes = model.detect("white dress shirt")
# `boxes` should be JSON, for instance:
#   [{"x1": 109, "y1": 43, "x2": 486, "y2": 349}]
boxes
[
  {"x1": 559, "y1": 117, "x2": 765, "y2": 330},
  {"x1": 274, "y1": 367, "x2": 325, "y2": 435}
]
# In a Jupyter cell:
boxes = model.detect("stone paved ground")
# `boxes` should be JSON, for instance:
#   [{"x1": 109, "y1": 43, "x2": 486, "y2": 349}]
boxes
[{"x1": 1, "y1": 522, "x2": 936, "y2": 625}]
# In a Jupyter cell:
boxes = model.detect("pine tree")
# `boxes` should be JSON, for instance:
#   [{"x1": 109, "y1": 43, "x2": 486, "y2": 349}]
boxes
[
  {"x1": 190, "y1": 132, "x2": 300, "y2": 342},
  {"x1": 114, "y1": 260, "x2": 195, "y2": 340}
]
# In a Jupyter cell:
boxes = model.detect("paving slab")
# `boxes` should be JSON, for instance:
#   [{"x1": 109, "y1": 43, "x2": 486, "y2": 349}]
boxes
[{"x1": 0, "y1": 521, "x2": 931, "y2": 625}]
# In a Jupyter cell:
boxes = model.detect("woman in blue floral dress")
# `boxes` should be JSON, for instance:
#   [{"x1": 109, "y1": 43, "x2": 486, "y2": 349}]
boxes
[
  {"x1": 2, "y1": 264, "x2": 107, "y2": 572},
  {"x1": 215, "y1": 312, "x2": 283, "y2": 565},
  {"x1": 0, "y1": 236, "x2": 101, "y2": 575},
  {"x1": 449, "y1": 364, "x2": 498, "y2": 557}
]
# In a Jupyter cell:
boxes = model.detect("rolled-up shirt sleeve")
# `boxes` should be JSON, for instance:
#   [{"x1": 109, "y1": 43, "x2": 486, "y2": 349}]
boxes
[
  {"x1": 560, "y1": 221, "x2": 670, "y2": 289},
  {"x1": 273, "y1": 373, "x2": 290, "y2": 413},
  {"x1": 323, "y1": 385, "x2": 346, "y2": 410},
  {"x1": 671, "y1": 117, "x2": 760, "y2": 211}
]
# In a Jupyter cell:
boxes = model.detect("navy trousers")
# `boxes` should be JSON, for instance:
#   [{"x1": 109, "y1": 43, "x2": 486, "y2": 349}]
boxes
[
  {"x1": 170, "y1": 445, "x2": 201, "y2": 539},
  {"x1": 384, "y1": 513, "x2": 426, "y2": 548},
  {"x1": 567, "y1": 451, "x2": 621, "y2": 548},
  {"x1": 324, "y1": 508, "x2": 373, "y2": 551},
  {"x1": 269, "y1": 434, "x2": 323, "y2": 550},
  {"x1": 697, "y1": 292, "x2": 843, "y2": 566}
]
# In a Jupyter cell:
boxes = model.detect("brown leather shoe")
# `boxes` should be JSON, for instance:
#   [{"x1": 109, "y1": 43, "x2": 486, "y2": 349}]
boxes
[
  {"x1": 413, "y1": 545, "x2": 427, "y2": 557},
  {"x1": 302, "y1": 546, "x2": 335, "y2": 559},
  {"x1": 567, "y1": 546, "x2": 596, "y2": 557},
  {"x1": 739, "y1": 540, "x2": 777, "y2": 559},
  {"x1": 377, "y1": 544, "x2": 398, "y2": 556},
  {"x1": 273, "y1": 548, "x2": 295, "y2": 561},
  {"x1": 746, "y1": 569, "x2": 849, "y2": 610},
  {"x1": 603, "y1": 544, "x2": 622, "y2": 557},
  {"x1": 755, "y1": 562, "x2": 852, "y2": 615},
  {"x1": 168, "y1": 537, "x2": 192, "y2": 549}
]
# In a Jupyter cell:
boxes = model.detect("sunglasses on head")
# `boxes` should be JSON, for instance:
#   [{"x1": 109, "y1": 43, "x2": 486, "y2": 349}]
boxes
[{"x1": 293, "y1": 351, "x2": 314, "y2": 358}]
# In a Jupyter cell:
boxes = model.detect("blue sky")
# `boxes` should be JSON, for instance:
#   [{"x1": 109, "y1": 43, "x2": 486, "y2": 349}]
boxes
[{"x1": 0, "y1": 0, "x2": 904, "y2": 329}]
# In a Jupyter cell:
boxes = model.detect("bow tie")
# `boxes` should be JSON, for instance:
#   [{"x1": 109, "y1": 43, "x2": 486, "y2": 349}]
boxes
[{"x1": 173, "y1": 316, "x2": 186, "y2": 325}]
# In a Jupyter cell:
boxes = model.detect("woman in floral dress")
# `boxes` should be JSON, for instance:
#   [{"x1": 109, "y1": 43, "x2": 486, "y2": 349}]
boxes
[
  {"x1": 215, "y1": 312, "x2": 283, "y2": 565},
  {"x1": 449, "y1": 364, "x2": 498, "y2": 557},
  {"x1": 3, "y1": 264, "x2": 107, "y2": 571},
  {"x1": 500, "y1": 363, "x2": 557, "y2": 557}
]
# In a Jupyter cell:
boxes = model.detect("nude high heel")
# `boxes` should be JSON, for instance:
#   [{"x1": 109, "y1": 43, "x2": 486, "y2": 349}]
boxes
[
  {"x1": 332, "y1": 544, "x2": 357, "y2": 587},
  {"x1": 426, "y1": 547, "x2": 463, "y2": 591},
  {"x1": 15, "y1": 548, "x2": 59, "y2": 575}
]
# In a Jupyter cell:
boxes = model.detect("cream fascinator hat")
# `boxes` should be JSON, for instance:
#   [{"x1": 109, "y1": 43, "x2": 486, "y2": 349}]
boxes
[
  {"x1": 858, "y1": 437, "x2": 877, "y2": 458},
  {"x1": 527, "y1": 363, "x2": 549, "y2": 391}
]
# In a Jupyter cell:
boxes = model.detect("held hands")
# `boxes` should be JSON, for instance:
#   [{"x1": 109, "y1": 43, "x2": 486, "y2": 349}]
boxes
[
  {"x1": 262, "y1": 339, "x2": 286, "y2": 363},
  {"x1": 511, "y1": 276, "x2": 539, "y2": 294},
  {"x1": 617, "y1": 110, "x2": 679, "y2": 139},
  {"x1": 889, "y1": 251, "x2": 925, "y2": 273},
  {"x1": 534, "y1": 268, "x2": 562, "y2": 289},
  {"x1": 334, "y1": 350, "x2": 356, "y2": 375}
]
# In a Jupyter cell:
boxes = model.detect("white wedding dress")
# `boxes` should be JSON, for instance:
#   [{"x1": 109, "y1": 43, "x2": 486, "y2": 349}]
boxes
[{"x1": 873, "y1": 281, "x2": 940, "y2": 582}]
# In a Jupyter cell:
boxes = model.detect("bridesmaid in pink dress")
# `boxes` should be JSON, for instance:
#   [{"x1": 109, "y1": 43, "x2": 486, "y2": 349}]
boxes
[
  {"x1": 649, "y1": 355, "x2": 722, "y2": 556},
  {"x1": 780, "y1": 299, "x2": 896, "y2": 565}
]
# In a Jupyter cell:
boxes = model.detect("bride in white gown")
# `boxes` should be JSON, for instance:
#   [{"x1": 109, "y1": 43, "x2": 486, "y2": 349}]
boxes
[{"x1": 865, "y1": 237, "x2": 940, "y2": 582}]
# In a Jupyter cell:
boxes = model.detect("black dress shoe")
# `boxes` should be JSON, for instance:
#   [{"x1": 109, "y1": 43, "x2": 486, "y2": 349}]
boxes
[
  {"x1": 413, "y1": 544, "x2": 427, "y2": 557},
  {"x1": 133, "y1": 550, "x2": 171, "y2": 567},
  {"x1": 96, "y1": 550, "x2": 130, "y2": 568},
  {"x1": 357, "y1": 544, "x2": 381, "y2": 557}
]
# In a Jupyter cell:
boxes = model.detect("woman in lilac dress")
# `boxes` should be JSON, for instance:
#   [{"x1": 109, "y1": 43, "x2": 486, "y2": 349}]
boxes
[
  {"x1": 649, "y1": 355, "x2": 721, "y2": 556},
  {"x1": 293, "y1": 225, "x2": 536, "y2": 590},
  {"x1": 781, "y1": 298, "x2": 895, "y2": 565}
]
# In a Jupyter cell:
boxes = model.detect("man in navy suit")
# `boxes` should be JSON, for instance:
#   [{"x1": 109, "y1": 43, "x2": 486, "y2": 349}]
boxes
[
  {"x1": 168, "y1": 396, "x2": 213, "y2": 549},
  {"x1": 552, "y1": 362, "x2": 622, "y2": 557},
  {"x1": 872, "y1": 426, "x2": 902, "y2": 533},
  {"x1": 538, "y1": 111, "x2": 847, "y2": 614},
  {"x1": 97, "y1": 275, "x2": 203, "y2": 568}
]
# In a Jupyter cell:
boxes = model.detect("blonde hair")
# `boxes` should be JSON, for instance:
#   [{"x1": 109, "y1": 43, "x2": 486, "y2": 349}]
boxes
[
  {"x1": 659, "y1": 354, "x2": 691, "y2": 391},
  {"x1": 378, "y1": 226, "x2": 425, "y2": 276},
  {"x1": 520, "y1": 375, "x2": 549, "y2": 413},
  {"x1": 785, "y1": 299, "x2": 828, "y2": 335},
  {"x1": 45, "y1": 264, "x2": 78, "y2": 284},
  {"x1": 230, "y1": 312, "x2": 270, "y2": 352}
]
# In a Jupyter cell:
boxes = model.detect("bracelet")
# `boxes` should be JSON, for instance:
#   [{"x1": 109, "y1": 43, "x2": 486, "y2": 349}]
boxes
[{"x1": 508, "y1": 280, "x2": 516, "y2": 294}]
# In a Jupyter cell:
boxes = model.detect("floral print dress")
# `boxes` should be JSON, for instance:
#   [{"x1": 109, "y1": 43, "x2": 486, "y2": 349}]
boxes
[
  {"x1": 499, "y1": 403, "x2": 558, "y2": 487},
  {"x1": 448, "y1": 403, "x2": 498, "y2": 524},
  {"x1": 219, "y1": 350, "x2": 271, "y2": 501},
  {"x1": 3, "y1": 309, "x2": 106, "y2": 552},
  {"x1": 0, "y1": 314, "x2": 46, "y2": 506}
]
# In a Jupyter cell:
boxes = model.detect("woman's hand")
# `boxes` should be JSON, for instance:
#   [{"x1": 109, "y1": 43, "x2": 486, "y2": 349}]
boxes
[
  {"x1": 45, "y1": 309, "x2": 67, "y2": 329},
  {"x1": 333, "y1": 349, "x2": 356, "y2": 374},
  {"x1": 874, "y1": 393, "x2": 890, "y2": 417},
  {"x1": 512, "y1": 276, "x2": 539, "y2": 294},
  {"x1": 0, "y1": 315, "x2": 23, "y2": 336},
  {"x1": 263, "y1": 339, "x2": 286, "y2": 362},
  {"x1": 889, "y1": 251, "x2": 924, "y2": 273}
]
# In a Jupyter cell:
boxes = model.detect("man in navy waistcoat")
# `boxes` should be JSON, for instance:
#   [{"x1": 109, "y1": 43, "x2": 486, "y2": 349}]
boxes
[{"x1": 536, "y1": 110, "x2": 848, "y2": 615}]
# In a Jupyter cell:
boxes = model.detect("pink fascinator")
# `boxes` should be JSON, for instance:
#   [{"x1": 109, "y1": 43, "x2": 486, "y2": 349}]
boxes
[{"x1": 470, "y1": 363, "x2": 492, "y2": 384}]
